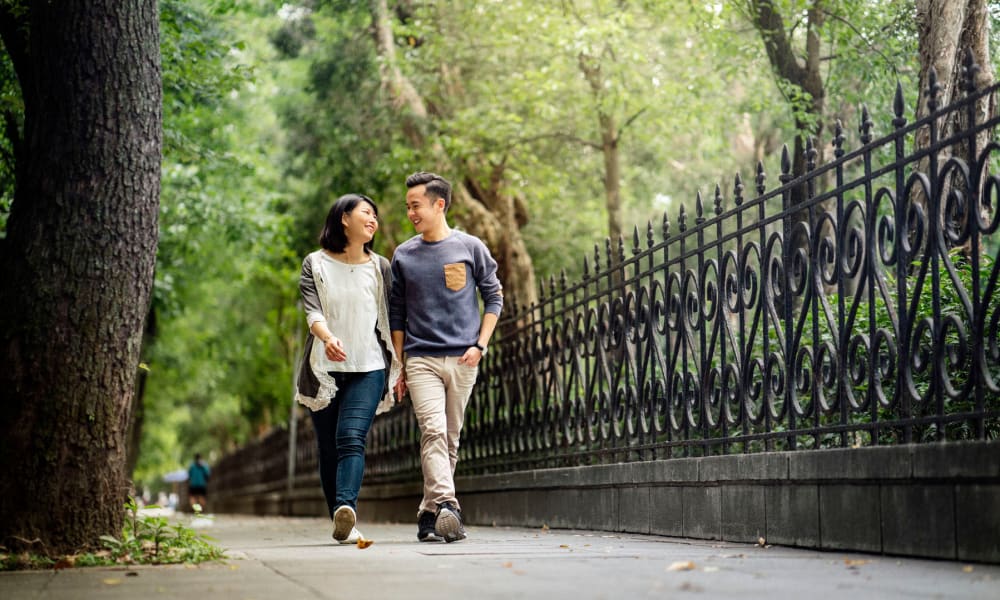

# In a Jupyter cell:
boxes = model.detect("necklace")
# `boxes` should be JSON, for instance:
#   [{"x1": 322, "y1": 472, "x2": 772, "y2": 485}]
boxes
[{"x1": 324, "y1": 250, "x2": 368, "y2": 272}]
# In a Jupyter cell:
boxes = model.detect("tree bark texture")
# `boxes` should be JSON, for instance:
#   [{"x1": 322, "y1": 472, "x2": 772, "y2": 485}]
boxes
[
  {"x1": 748, "y1": 0, "x2": 828, "y2": 296},
  {"x1": 368, "y1": 0, "x2": 539, "y2": 314},
  {"x1": 0, "y1": 0, "x2": 161, "y2": 554},
  {"x1": 914, "y1": 0, "x2": 995, "y2": 254}
]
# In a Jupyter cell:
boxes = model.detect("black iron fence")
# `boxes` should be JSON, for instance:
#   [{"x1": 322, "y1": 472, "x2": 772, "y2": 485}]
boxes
[
  {"x1": 365, "y1": 68, "x2": 1000, "y2": 482},
  {"x1": 215, "y1": 66, "x2": 1000, "y2": 496}
]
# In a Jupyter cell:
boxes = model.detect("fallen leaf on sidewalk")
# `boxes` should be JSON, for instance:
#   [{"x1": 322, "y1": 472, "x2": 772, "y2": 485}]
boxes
[
  {"x1": 541, "y1": 524, "x2": 550, "y2": 531},
  {"x1": 844, "y1": 559, "x2": 870, "y2": 567},
  {"x1": 357, "y1": 539, "x2": 374, "y2": 549},
  {"x1": 962, "y1": 565, "x2": 974, "y2": 573},
  {"x1": 559, "y1": 544, "x2": 569, "y2": 548},
  {"x1": 502, "y1": 562, "x2": 513, "y2": 568},
  {"x1": 102, "y1": 578, "x2": 122, "y2": 586},
  {"x1": 667, "y1": 561, "x2": 696, "y2": 571}
]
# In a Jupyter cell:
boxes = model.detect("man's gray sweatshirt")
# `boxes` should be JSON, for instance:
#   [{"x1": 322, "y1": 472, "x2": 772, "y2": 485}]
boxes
[{"x1": 389, "y1": 231, "x2": 503, "y2": 357}]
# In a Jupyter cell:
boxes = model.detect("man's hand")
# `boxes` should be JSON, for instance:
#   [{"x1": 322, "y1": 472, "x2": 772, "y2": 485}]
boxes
[{"x1": 458, "y1": 346, "x2": 484, "y2": 367}]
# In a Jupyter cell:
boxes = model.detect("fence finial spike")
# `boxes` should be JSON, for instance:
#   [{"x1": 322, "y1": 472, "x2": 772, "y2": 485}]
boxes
[
  {"x1": 892, "y1": 83, "x2": 904, "y2": 121},
  {"x1": 662, "y1": 211, "x2": 670, "y2": 239},
  {"x1": 583, "y1": 255, "x2": 590, "y2": 278},
  {"x1": 695, "y1": 190, "x2": 704, "y2": 221},
  {"x1": 734, "y1": 172, "x2": 744, "y2": 206},
  {"x1": 618, "y1": 234, "x2": 626, "y2": 262},
  {"x1": 756, "y1": 160, "x2": 766, "y2": 195},
  {"x1": 714, "y1": 183, "x2": 723, "y2": 215},
  {"x1": 780, "y1": 144, "x2": 791, "y2": 176},
  {"x1": 646, "y1": 219, "x2": 654, "y2": 247},
  {"x1": 833, "y1": 120, "x2": 845, "y2": 158},
  {"x1": 633, "y1": 224, "x2": 641, "y2": 254},
  {"x1": 805, "y1": 136, "x2": 817, "y2": 171},
  {"x1": 861, "y1": 103, "x2": 875, "y2": 142},
  {"x1": 679, "y1": 203, "x2": 687, "y2": 231},
  {"x1": 559, "y1": 268, "x2": 567, "y2": 290},
  {"x1": 962, "y1": 47, "x2": 980, "y2": 93},
  {"x1": 927, "y1": 66, "x2": 941, "y2": 111}
]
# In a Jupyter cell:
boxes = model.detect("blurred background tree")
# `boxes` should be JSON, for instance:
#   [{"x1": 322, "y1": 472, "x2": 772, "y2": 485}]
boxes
[{"x1": 2, "y1": 0, "x2": 994, "y2": 499}]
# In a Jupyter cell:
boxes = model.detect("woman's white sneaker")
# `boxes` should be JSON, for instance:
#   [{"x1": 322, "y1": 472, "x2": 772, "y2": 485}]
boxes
[{"x1": 332, "y1": 505, "x2": 357, "y2": 542}]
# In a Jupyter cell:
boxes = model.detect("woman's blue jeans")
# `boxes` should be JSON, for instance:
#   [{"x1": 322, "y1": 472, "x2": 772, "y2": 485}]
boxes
[{"x1": 309, "y1": 369, "x2": 386, "y2": 517}]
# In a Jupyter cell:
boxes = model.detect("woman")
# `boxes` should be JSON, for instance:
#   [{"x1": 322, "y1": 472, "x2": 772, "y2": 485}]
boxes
[{"x1": 295, "y1": 193, "x2": 402, "y2": 544}]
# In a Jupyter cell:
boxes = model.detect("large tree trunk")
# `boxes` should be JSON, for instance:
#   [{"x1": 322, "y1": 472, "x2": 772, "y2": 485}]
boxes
[
  {"x1": 914, "y1": 0, "x2": 995, "y2": 253},
  {"x1": 0, "y1": 0, "x2": 161, "y2": 554},
  {"x1": 368, "y1": 0, "x2": 538, "y2": 313}
]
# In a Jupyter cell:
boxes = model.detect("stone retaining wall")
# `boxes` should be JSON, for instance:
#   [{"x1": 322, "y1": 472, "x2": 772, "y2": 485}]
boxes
[{"x1": 213, "y1": 440, "x2": 1000, "y2": 563}]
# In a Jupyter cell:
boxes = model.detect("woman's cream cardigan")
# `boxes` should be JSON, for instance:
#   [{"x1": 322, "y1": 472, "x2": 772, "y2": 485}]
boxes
[{"x1": 294, "y1": 250, "x2": 402, "y2": 414}]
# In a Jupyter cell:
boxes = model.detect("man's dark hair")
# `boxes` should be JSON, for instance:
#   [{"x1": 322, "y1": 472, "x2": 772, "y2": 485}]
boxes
[
  {"x1": 405, "y1": 171, "x2": 452, "y2": 212},
  {"x1": 319, "y1": 193, "x2": 378, "y2": 253}
]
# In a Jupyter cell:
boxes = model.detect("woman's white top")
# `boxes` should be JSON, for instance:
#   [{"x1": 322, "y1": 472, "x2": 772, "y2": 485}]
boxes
[{"x1": 311, "y1": 254, "x2": 386, "y2": 373}]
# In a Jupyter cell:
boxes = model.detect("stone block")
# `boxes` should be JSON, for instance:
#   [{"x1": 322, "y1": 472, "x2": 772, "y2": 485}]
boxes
[
  {"x1": 682, "y1": 486, "x2": 721, "y2": 540},
  {"x1": 721, "y1": 485, "x2": 766, "y2": 543},
  {"x1": 790, "y1": 446, "x2": 910, "y2": 481},
  {"x1": 911, "y1": 441, "x2": 1000, "y2": 479},
  {"x1": 634, "y1": 457, "x2": 699, "y2": 485},
  {"x1": 818, "y1": 484, "x2": 881, "y2": 552},
  {"x1": 956, "y1": 484, "x2": 1000, "y2": 563},
  {"x1": 880, "y1": 484, "x2": 955, "y2": 560},
  {"x1": 765, "y1": 484, "x2": 820, "y2": 547},
  {"x1": 618, "y1": 486, "x2": 651, "y2": 533},
  {"x1": 534, "y1": 487, "x2": 618, "y2": 531},
  {"x1": 465, "y1": 489, "x2": 531, "y2": 527},
  {"x1": 649, "y1": 485, "x2": 684, "y2": 537}
]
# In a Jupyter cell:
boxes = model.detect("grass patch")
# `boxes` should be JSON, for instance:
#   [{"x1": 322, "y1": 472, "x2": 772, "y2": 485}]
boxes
[{"x1": 0, "y1": 497, "x2": 225, "y2": 571}]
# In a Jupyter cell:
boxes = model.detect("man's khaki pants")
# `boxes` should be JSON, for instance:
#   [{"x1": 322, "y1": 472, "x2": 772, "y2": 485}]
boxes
[{"x1": 406, "y1": 356, "x2": 478, "y2": 515}]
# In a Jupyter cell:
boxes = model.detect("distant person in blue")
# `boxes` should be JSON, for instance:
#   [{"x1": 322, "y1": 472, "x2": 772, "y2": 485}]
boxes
[
  {"x1": 390, "y1": 172, "x2": 503, "y2": 543},
  {"x1": 187, "y1": 453, "x2": 211, "y2": 512}
]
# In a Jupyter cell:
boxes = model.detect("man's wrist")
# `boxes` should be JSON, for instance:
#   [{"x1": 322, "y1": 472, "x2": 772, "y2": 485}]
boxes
[{"x1": 473, "y1": 342, "x2": 487, "y2": 355}]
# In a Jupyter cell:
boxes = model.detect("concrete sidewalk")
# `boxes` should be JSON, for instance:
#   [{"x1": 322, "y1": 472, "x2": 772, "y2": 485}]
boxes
[{"x1": 1, "y1": 514, "x2": 996, "y2": 599}]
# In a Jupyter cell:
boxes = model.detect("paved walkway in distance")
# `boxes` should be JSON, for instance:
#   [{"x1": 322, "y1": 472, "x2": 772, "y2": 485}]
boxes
[{"x1": 1, "y1": 514, "x2": 997, "y2": 599}]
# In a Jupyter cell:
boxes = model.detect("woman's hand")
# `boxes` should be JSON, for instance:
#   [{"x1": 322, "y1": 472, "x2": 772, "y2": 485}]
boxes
[
  {"x1": 323, "y1": 336, "x2": 347, "y2": 362},
  {"x1": 393, "y1": 371, "x2": 407, "y2": 400}
]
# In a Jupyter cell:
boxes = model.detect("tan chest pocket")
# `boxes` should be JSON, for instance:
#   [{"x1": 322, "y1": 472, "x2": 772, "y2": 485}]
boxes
[{"x1": 444, "y1": 263, "x2": 467, "y2": 291}]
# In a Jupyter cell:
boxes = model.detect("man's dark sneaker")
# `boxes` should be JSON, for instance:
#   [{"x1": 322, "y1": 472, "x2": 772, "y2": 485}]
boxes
[
  {"x1": 435, "y1": 502, "x2": 467, "y2": 543},
  {"x1": 417, "y1": 510, "x2": 443, "y2": 542}
]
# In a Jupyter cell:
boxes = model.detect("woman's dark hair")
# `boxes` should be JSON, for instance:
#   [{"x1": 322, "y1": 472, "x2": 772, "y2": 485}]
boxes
[{"x1": 319, "y1": 193, "x2": 378, "y2": 253}]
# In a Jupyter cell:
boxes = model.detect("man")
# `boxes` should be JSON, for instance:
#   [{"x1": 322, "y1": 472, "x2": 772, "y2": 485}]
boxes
[
  {"x1": 390, "y1": 172, "x2": 503, "y2": 543},
  {"x1": 187, "y1": 453, "x2": 211, "y2": 512}
]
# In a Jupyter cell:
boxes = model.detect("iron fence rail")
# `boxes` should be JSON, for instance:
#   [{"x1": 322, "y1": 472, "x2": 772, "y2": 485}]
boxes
[
  {"x1": 366, "y1": 67, "x2": 1000, "y2": 481},
  {"x1": 215, "y1": 63, "x2": 1000, "y2": 495}
]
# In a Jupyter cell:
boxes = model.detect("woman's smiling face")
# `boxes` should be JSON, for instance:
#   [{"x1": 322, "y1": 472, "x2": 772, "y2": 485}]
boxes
[{"x1": 342, "y1": 200, "x2": 379, "y2": 245}]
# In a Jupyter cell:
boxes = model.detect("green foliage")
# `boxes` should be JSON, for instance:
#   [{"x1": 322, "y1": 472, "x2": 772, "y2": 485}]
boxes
[
  {"x1": 0, "y1": 498, "x2": 224, "y2": 570},
  {"x1": 0, "y1": 36, "x2": 21, "y2": 235}
]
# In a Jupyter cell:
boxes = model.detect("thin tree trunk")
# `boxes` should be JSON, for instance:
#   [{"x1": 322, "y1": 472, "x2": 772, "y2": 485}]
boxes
[
  {"x1": 368, "y1": 0, "x2": 538, "y2": 314},
  {"x1": 0, "y1": 0, "x2": 161, "y2": 554}
]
